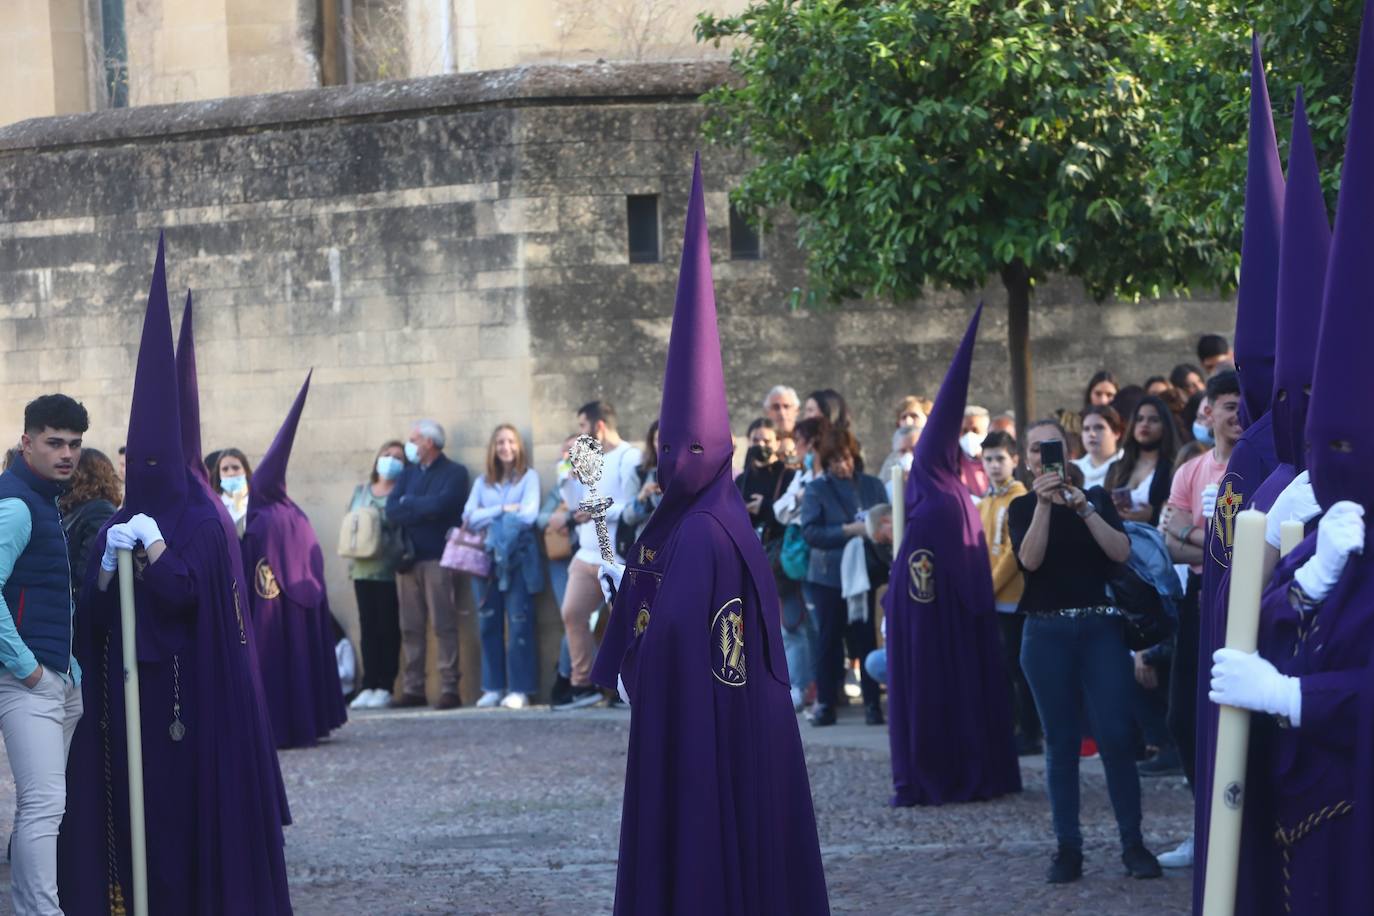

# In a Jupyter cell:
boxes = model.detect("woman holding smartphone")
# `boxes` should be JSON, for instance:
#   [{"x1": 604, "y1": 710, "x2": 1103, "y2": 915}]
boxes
[
  {"x1": 1008, "y1": 419, "x2": 1162, "y2": 885},
  {"x1": 1106, "y1": 396, "x2": 1178, "y2": 525}
]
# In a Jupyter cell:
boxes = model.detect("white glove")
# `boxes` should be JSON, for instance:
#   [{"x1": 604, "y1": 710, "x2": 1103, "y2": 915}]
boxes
[
  {"x1": 1293, "y1": 501, "x2": 1365, "y2": 602},
  {"x1": 1265, "y1": 471, "x2": 1320, "y2": 549},
  {"x1": 1201, "y1": 483, "x2": 1220, "y2": 524},
  {"x1": 616, "y1": 673, "x2": 631, "y2": 707},
  {"x1": 598, "y1": 561, "x2": 625, "y2": 606},
  {"x1": 100, "y1": 525, "x2": 138, "y2": 572},
  {"x1": 1210, "y1": 648, "x2": 1302, "y2": 725},
  {"x1": 125, "y1": 513, "x2": 165, "y2": 549}
]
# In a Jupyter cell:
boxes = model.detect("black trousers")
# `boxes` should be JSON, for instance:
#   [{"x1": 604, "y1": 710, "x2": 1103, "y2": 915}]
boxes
[
  {"x1": 1167, "y1": 573, "x2": 1201, "y2": 788},
  {"x1": 354, "y1": 578, "x2": 402, "y2": 692},
  {"x1": 807, "y1": 582, "x2": 879, "y2": 711},
  {"x1": 997, "y1": 613, "x2": 1042, "y2": 744}
]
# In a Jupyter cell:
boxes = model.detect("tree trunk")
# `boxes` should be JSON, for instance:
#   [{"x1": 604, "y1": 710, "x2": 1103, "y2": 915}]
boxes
[{"x1": 1000, "y1": 262, "x2": 1035, "y2": 431}]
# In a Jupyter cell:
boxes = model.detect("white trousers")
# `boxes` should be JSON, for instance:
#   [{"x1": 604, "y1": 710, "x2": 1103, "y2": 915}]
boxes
[{"x1": 0, "y1": 667, "x2": 82, "y2": 916}]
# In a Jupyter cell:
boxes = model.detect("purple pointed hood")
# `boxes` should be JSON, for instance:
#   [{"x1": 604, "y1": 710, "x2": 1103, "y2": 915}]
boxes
[
  {"x1": 652, "y1": 153, "x2": 733, "y2": 500},
  {"x1": 1272, "y1": 89, "x2": 1331, "y2": 471},
  {"x1": 175, "y1": 289, "x2": 210, "y2": 485},
  {"x1": 250, "y1": 372, "x2": 311, "y2": 509},
  {"x1": 123, "y1": 234, "x2": 188, "y2": 529},
  {"x1": 1233, "y1": 35, "x2": 1286, "y2": 423},
  {"x1": 912, "y1": 304, "x2": 982, "y2": 487},
  {"x1": 1309, "y1": 0, "x2": 1374, "y2": 512}
]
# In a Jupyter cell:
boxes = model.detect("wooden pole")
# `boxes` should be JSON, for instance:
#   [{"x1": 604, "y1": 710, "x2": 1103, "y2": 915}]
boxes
[
  {"x1": 1202, "y1": 510, "x2": 1267, "y2": 916},
  {"x1": 116, "y1": 549, "x2": 149, "y2": 916}
]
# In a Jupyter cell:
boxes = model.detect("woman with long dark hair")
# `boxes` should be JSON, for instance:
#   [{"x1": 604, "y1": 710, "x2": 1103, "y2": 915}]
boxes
[
  {"x1": 1105, "y1": 396, "x2": 1178, "y2": 525},
  {"x1": 60, "y1": 448, "x2": 122, "y2": 585},
  {"x1": 619, "y1": 420, "x2": 661, "y2": 549},
  {"x1": 1083, "y1": 370, "x2": 1119, "y2": 408},
  {"x1": 210, "y1": 447, "x2": 253, "y2": 536},
  {"x1": 346, "y1": 440, "x2": 408, "y2": 710}
]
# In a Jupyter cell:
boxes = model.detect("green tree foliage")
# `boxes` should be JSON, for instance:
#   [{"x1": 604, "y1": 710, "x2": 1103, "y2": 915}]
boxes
[
  {"x1": 1146, "y1": 0, "x2": 1360, "y2": 290},
  {"x1": 695, "y1": 0, "x2": 1359, "y2": 420}
]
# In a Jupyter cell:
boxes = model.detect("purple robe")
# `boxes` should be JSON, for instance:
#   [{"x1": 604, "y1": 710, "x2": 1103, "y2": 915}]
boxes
[
  {"x1": 57, "y1": 237, "x2": 291, "y2": 913},
  {"x1": 883, "y1": 304, "x2": 1019, "y2": 806},
  {"x1": 243, "y1": 373, "x2": 346, "y2": 748},
  {"x1": 590, "y1": 154, "x2": 828, "y2": 915}
]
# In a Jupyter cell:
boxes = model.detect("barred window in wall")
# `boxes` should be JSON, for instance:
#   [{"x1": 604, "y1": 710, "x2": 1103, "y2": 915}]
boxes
[{"x1": 101, "y1": 0, "x2": 129, "y2": 108}]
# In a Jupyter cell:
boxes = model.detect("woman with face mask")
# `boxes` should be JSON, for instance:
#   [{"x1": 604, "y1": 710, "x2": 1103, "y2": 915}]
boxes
[
  {"x1": 210, "y1": 447, "x2": 253, "y2": 536},
  {"x1": 346, "y1": 440, "x2": 408, "y2": 709}
]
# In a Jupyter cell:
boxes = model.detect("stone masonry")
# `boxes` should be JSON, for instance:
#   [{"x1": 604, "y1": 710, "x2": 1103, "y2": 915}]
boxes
[{"x1": 0, "y1": 61, "x2": 1235, "y2": 700}]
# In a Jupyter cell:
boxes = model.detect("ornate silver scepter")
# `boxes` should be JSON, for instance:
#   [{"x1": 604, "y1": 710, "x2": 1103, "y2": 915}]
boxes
[{"x1": 569, "y1": 435, "x2": 615, "y2": 563}]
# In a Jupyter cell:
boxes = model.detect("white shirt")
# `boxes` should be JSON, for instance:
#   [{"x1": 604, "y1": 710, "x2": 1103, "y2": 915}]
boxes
[
  {"x1": 562, "y1": 441, "x2": 643, "y2": 565},
  {"x1": 1072, "y1": 451, "x2": 1121, "y2": 491}
]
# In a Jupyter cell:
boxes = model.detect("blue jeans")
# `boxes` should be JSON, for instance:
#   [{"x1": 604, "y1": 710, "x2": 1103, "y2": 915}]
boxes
[
  {"x1": 471, "y1": 577, "x2": 538, "y2": 694},
  {"x1": 780, "y1": 579, "x2": 818, "y2": 693},
  {"x1": 547, "y1": 559, "x2": 572, "y2": 678},
  {"x1": 1020, "y1": 613, "x2": 1143, "y2": 851}
]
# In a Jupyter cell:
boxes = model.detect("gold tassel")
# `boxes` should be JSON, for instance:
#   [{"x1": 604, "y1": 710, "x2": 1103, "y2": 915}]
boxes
[{"x1": 109, "y1": 882, "x2": 127, "y2": 916}]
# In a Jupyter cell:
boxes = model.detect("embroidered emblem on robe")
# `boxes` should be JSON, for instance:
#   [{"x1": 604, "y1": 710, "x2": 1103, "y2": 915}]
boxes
[
  {"x1": 711, "y1": 598, "x2": 746, "y2": 686},
  {"x1": 908, "y1": 549, "x2": 936, "y2": 604},
  {"x1": 255, "y1": 558, "x2": 281, "y2": 600}
]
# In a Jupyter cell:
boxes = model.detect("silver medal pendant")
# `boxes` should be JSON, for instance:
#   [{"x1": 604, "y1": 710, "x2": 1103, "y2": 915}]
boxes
[{"x1": 169, "y1": 719, "x2": 186, "y2": 742}]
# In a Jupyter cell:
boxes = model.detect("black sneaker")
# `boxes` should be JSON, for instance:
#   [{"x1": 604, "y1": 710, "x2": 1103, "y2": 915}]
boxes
[
  {"x1": 810, "y1": 706, "x2": 837, "y2": 727},
  {"x1": 1122, "y1": 844, "x2": 1162, "y2": 879},
  {"x1": 864, "y1": 704, "x2": 885, "y2": 726},
  {"x1": 554, "y1": 686, "x2": 604, "y2": 711},
  {"x1": 1137, "y1": 748, "x2": 1183, "y2": 778},
  {"x1": 1047, "y1": 846, "x2": 1083, "y2": 884},
  {"x1": 550, "y1": 673, "x2": 573, "y2": 707}
]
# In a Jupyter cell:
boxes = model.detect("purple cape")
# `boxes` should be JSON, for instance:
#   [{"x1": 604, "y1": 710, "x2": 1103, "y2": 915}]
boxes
[
  {"x1": 882, "y1": 304, "x2": 1019, "y2": 806},
  {"x1": 177, "y1": 290, "x2": 292, "y2": 823},
  {"x1": 243, "y1": 373, "x2": 346, "y2": 748},
  {"x1": 58, "y1": 237, "x2": 291, "y2": 913},
  {"x1": 590, "y1": 154, "x2": 828, "y2": 915}
]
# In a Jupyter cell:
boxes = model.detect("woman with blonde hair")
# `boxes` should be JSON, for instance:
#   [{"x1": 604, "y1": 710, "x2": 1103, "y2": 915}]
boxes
[{"x1": 462, "y1": 424, "x2": 543, "y2": 709}]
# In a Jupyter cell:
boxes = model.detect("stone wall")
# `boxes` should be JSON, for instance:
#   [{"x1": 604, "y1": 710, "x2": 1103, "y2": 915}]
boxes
[{"x1": 0, "y1": 61, "x2": 1234, "y2": 701}]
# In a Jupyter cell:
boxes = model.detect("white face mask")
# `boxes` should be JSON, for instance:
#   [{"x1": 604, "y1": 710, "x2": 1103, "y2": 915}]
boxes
[
  {"x1": 376, "y1": 455, "x2": 404, "y2": 480},
  {"x1": 959, "y1": 431, "x2": 983, "y2": 458}
]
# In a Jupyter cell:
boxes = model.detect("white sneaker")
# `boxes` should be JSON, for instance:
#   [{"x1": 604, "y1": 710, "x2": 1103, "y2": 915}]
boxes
[
  {"x1": 790, "y1": 687, "x2": 804, "y2": 711},
  {"x1": 476, "y1": 691, "x2": 504, "y2": 708},
  {"x1": 1157, "y1": 835, "x2": 1194, "y2": 868},
  {"x1": 367, "y1": 689, "x2": 392, "y2": 709},
  {"x1": 500, "y1": 692, "x2": 529, "y2": 709},
  {"x1": 349, "y1": 690, "x2": 374, "y2": 710}
]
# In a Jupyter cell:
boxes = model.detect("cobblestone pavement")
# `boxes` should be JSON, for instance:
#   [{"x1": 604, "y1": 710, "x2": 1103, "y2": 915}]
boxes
[{"x1": 0, "y1": 703, "x2": 1194, "y2": 914}]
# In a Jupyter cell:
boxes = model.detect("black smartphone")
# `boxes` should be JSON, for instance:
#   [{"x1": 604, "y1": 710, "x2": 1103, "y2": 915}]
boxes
[{"x1": 1040, "y1": 439, "x2": 1066, "y2": 481}]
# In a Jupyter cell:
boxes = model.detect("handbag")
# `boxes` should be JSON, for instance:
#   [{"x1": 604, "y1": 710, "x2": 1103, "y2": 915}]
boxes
[
  {"x1": 441, "y1": 526, "x2": 491, "y2": 577},
  {"x1": 1108, "y1": 562, "x2": 1175, "y2": 651},
  {"x1": 543, "y1": 502, "x2": 573, "y2": 561},
  {"x1": 780, "y1": 523, "x2": 810, "y2": 581},
  {"x1": 337, "y1": 486, "x2": 384, "y2": 559}
]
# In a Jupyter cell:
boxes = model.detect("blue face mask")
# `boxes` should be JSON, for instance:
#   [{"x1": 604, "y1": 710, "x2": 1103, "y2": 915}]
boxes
[
  {"x1": 803, "y1": 452, "x2": 814, "y2": 471},
  {"x1": 1192, "y1": 421, "x2": 1215, "y2": 447},
  {"x1": 404, "y1": 441, "x2": 421, "y2": 464},
  {"x1": 221, "y1": 474, "x2": 247, "y2": 495},
  {"x1": 376, "y1": 455, "x2": 403, "y2": 480}
]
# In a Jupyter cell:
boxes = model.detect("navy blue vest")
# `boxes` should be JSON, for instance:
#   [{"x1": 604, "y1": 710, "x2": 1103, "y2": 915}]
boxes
[{"x1": 0, "y1": 459, "x2": 73, "y2": 673}]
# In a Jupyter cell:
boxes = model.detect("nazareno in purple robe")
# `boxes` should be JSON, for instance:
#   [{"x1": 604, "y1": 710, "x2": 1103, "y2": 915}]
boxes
[
  {"x1": 1206, "y1": 9, "x2": 1374, "y2": 907},
  {"x1": 590, "y1": 154, "x2": 829, "y2": 916},
  {"x1": 882, "y1": 304, "x2": 1020, "y2": 807},
  {"x1": 57, "y1": 236, "x2": 292, "y2": 914},
  {"x1": 242, "y1": 372, "x2": 347, "y2": 749},
  {"x1": 176, "y1": 289, "x2": 292, "y2": 823},
  {"x1": 1194, "y1": 79, "x2": 1328, "y2": 909}
]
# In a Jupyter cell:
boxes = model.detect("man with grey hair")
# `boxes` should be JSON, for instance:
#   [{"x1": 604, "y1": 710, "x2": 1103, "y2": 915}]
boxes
[
  {"x1": 764, "y1": 385, "x2": 800, "y2": 464},
  {"x1": 387, "y1": 419, "x2": 470, "y2": 709}
]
